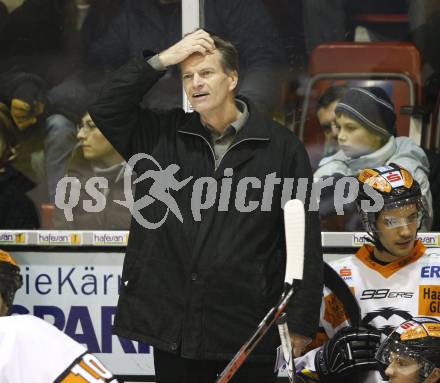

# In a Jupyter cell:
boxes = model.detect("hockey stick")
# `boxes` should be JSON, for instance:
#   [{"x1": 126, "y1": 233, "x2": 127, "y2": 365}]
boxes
[
  {"x1": 276, "y1": 312, "x2": 296, "y2": 382},
  {"x1": 215, "y1": 199, "x2": 305, "y2": 383},
  {"x1": 323, "y1": 262, "x2": 361, "y2": 327}
]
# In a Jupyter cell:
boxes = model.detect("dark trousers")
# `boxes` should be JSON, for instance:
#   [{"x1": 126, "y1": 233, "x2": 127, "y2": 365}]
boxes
[{"x1": 154, "y1": 348, "x2": 277, "y2": 383}]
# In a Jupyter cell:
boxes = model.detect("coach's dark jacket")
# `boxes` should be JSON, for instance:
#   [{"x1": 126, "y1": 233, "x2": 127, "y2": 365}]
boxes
[{"x1": 89, "y1": 58, "x2": 323, "y2": 361}]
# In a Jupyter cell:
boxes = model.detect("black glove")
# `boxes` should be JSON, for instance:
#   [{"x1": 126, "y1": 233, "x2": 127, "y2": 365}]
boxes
[{"x1": 315, "y1": 326, "x2": 381, "y2": 383}]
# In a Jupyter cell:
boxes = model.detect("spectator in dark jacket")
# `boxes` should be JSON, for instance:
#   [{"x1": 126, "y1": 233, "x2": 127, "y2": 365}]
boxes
[
  {"x1": 0, "y1": 68, "x2": 47, "y2": 182},
  {"x1": 0, "y1": 102, "x2": 39, "y2": 229},
  {"x1": 0, "y1": 0, "x2": 121, "y2": 84},
  {"x1": 0, "y1": 0, "x2": 80, "y2": 84},
  {"x1": 0, "y1": 0, "x2": 123, "y2": 203}
]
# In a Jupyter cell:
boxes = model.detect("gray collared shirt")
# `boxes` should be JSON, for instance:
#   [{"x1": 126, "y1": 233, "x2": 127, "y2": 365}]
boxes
[{"x1": 204, "y1": 99, "x2": 249, "y2": 169}]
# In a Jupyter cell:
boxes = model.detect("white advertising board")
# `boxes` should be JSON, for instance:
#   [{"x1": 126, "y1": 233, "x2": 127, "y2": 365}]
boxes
[
  {"x1": 10, "y1": 251, "x2": 154, "y2": 377},
  {"x1": 8, "y1": 250, "x2": 293, "y2": 381}
]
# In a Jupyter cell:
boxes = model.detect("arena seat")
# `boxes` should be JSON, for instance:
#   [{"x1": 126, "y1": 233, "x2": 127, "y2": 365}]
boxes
[
  {"x1": 40, "y1": 203, "x2": 55, "y2": 229},
  {"x1": 350, "y1": 12, "x2": 410, "y2": 41},
  {"x1": 352, "y1": 13, "x2": 409, "y2": 25},
  {"x1": 351, "y1": 12, "x2": 410, "y2": 43},
  {"x1": 298, "y1": 42, "x2": 425, "y2": 170}
]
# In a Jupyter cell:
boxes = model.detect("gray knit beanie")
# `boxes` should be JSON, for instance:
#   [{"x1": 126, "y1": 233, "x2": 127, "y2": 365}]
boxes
[{"x1": 335, "y1": 87, "x2": 396, "y2": 137}]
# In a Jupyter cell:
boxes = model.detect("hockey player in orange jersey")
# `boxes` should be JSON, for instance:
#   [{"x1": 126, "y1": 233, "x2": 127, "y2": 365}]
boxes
[
  {"x1": 0, "y1": 249, "x2": 118, "y2": 383},
  {"x1": 296, "y1": 163, "x2": 440, "y2": 383}
]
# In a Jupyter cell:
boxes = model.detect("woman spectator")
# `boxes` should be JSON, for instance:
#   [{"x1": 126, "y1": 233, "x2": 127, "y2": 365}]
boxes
[{"x1": 53, "y1": 112, "x2": 133, "y2": 230}]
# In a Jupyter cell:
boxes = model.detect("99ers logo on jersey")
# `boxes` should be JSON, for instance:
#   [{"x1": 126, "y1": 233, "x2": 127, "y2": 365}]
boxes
[{"x1": 56, "y1": 353, "x2": 117, "y2": 383}]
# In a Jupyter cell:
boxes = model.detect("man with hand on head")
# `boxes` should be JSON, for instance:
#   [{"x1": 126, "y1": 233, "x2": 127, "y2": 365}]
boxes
[
  {"x1": 296, "y1": 164, "x2": 440, "y2": 383},
  {"x1": 89, "y1": 29, "x2": 323, "y2": 382}
]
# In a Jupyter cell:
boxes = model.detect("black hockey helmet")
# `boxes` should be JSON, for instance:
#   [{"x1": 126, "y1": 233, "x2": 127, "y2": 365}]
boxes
[
  {"x1": 0, "y1": 249, "x2": 23, "y2": 313},
  {"x1": 356, "y1": 163, "x2": 425, "y2": 250},
  {"x1": 376, "y1": 317, "x2": 440, "y2": 383}
]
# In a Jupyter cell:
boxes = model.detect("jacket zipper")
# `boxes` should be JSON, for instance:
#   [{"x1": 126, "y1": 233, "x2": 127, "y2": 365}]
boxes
[
  {"x1": 177, "y1": 131, "x2": 216, "y2": 166},
  {"x1": 178, "y1": 131, "x2": 269, "y2": 170},
  {"x1": 223, "y1": 138, "x2": 269, "y2": 156}
]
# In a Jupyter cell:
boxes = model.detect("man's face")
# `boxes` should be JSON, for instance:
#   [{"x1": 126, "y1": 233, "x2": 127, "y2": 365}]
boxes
[
  {"x1": 375, "y1": 203, "x2": 418, "y2": 258},
  {"x1": 77, "y1": 114, "x2": 117, "y2": 163},
  {"x1": 0, "y1": 294, "x2": 9, "y2": 317},
  {"x1": 336, "y1": 113, "x2": 384, "y2": 157},
  {"x1": 181, "y1": 50, "x2": 238, "y2": 116},
  {"x1": 385, "y1": 353, "x2": 420, "y2": 383},
  {"x1": 317, "y1": 101, "x2": 340, "y2": 140}
]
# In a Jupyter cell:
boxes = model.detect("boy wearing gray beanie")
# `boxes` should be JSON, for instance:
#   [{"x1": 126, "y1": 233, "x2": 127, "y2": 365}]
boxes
[{"x1": 314, "y1": 86, "x2": 433, "y2": 229}]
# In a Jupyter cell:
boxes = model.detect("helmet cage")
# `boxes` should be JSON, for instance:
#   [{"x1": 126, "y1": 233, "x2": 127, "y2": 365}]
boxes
[
  {"x1": 356, "y1": 163, "x2": 425, "y2": 245},
  {"x1": 376, "y1": 338, "x2": 440, "y2": 383},
  {"x1": 359, "y1": 195, "x2": 425, "y2": 250}
]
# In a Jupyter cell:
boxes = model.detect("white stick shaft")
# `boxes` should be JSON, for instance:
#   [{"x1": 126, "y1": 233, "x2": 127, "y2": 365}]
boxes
[
  {"x1": 283, "y1": 200, "x2": 305, "y2": 283},
  {"x1": 279, "y1": 327, "x2": 294, "y2": 379}
]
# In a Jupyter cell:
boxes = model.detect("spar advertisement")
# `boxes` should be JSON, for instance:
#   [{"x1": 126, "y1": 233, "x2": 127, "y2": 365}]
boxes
[
  {"x1": 7, "y1": 231, "x2": 440, "y2": 379},
  {"x1": 10, "y1": 250, "x2": 154, "y2": 377}
]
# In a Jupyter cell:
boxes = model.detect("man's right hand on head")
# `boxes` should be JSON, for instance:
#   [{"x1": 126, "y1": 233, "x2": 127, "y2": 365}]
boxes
[{"x1": 158, "y1": 29, "x2": 215, "y2": 68}]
